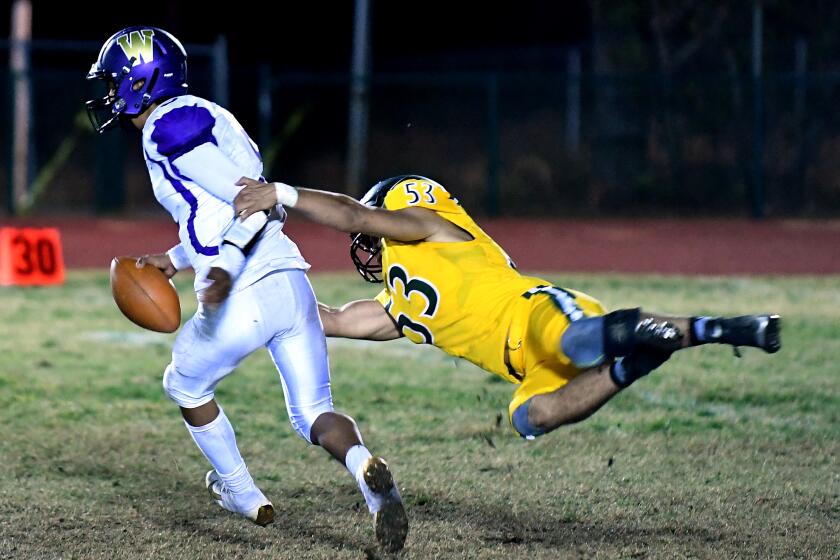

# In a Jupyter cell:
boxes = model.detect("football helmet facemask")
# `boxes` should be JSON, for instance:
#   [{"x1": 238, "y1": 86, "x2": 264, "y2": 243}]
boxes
[{"x1": 350, "y1": 174, "x2": 431, "y2": 283}]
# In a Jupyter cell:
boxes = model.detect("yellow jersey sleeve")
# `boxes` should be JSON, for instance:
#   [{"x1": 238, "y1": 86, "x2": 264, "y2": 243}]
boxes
[{"x1": 382, "y1": 178, "x2": 462, "y2": 214}]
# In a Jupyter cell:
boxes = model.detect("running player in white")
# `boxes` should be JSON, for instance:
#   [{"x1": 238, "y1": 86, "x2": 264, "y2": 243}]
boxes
[{"x1": 85, "y1": 26, "x2": 407, "y2": 552}]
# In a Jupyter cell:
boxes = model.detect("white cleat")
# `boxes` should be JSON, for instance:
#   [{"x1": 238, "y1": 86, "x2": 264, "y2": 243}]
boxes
[
  {"x1": 205, "y1": 469, "x2": 275, "y2": 527},
  {"x1": 362, "y1": 457, "x2": 408, "y2": 553}
]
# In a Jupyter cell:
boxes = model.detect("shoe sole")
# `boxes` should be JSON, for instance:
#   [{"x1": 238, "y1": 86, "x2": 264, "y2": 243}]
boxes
[
  {"x1": 254, "y1": 504, "x2": 275, "y2": 527},
  {"x1": 364, "y1": 458, "x2": 408, "y2": 553},
  {"x1": 762, "y1": 315, "x2": 781, "y2": 354},
  {"x1": 375, "y1": 501, "x2": 409, "y2": 553}
]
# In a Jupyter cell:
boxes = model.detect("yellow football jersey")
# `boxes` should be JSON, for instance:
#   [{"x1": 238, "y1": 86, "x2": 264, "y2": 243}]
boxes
[{"x1": 373, "y1": 177, "x2": 549, "y2": 382}]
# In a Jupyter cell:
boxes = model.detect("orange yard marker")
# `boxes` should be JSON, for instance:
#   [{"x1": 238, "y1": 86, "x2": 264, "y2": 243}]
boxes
[{"x1": 0, "y1": 227, "x2": 65, "y2": 286}]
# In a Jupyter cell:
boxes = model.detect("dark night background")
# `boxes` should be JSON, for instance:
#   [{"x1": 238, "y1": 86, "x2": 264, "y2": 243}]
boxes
[
  {"x1": 3, "y1": 1, "x2": 840, "y2": 217},
  {"x1": 5, "y1": 2, "x2": 590, "y2": 71}
]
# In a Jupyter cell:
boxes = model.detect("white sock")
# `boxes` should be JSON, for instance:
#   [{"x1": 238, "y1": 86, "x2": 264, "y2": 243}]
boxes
[
  {"x1": 220, "y1": 463, "x2": 259, "y2": 496},
  {"x1": 345, "y1": 444, "x2": 372, "y2": 478},
  {"x1": 345, "y1": 445, "x2": 383, "y2": 513},
  {"x1": 186, "y1": 406, "x2": 255, "y2": 494}
]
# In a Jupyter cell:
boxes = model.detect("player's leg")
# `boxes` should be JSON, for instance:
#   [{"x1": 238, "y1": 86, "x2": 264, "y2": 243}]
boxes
[
  {"x1": 263, "y1": 270, "x2": 408, "y2": 552},
  {"x1": 508, "y1": 291, "x2": 677, "y2": 437},
  {"x1": 511, "y1": 345, "x2": 672, "y2": 438},
  {"x1": 519, "y1": 363, "x2": 618, "y2": 432},
  {"x1": 557, "y1": 306, "x2": 682, "y2": 369},
  {"x1": 163, "y1": 291, "x2": 274, "y2": 526},
  {"x1": 562, "y1": 308, "x2": 780, "y2": 369},
  {"x1": 513, "y1": 312, "x2": 778, "y2": 438},
  {"x1": 630, "y1": 310, "x2": 781, "y2": 353},
  {"x1": 308, "y1": 413, "x2": 408, "y2": 553}
]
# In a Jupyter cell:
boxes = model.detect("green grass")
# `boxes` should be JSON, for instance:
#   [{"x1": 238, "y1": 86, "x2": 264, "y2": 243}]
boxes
[{"x1": 0, "y1": 272, "x2": 837, "y2": 559}]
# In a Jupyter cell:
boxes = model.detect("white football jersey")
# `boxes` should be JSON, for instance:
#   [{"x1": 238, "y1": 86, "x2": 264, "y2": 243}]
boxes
[{"x1": 141, "y1": 95, "x2": 308, "y2": 292}]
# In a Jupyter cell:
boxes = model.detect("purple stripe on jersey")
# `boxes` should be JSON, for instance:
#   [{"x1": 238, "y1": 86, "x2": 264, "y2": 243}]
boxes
[
  {"x1": 151, "y1": 105, "x2": 217, "y2": 160},
  {"x1": 145, "y1": 152, "x2": 219, "y2": 256}
]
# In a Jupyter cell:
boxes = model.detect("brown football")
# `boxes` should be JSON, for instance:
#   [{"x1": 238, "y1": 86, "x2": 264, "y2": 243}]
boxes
[{"x1": 110, "y1": 256, "x2": 181, "y2": 333}]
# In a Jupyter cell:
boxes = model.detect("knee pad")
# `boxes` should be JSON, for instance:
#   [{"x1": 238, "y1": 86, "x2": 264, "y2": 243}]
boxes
[
  {"x1": 561, "y1": 316, "x2": 606, "y2": 368},
  {"x1": 510, "y1": 399, "x2": 547, "y2": 440},
  {"x1": 603, "y1": 307, "x2": 641, "y2": 358},
  {"x1": 162, "y1": 362, "x2": 216, "y2": 409},
  {"x1": 287, "y1": 398, "x2": 334, "y2": 443}
]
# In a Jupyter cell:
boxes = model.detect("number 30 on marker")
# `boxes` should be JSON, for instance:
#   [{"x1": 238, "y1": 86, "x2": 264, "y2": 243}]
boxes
[{"x1": 0, "y1": 227, "x2": 65, "y2": 286}]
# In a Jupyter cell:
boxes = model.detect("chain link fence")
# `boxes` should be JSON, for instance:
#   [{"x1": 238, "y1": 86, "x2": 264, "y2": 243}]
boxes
[{"x1": 3, "y1": 43, "x2": 840, "y2": 218}]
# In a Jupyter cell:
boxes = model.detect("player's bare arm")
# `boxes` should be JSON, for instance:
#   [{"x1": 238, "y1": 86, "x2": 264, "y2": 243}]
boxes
[
  {"x1": 234, "y1": 177, "x2": 471, "y2": 243},
  {"x1": 318, "y1": 299, "x2": 402, "y2": 341}
]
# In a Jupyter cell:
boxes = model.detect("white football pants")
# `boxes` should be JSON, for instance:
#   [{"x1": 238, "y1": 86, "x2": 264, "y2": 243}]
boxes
[{"x1": 163, "y1": 269, "x2": 333, "y2": 442}]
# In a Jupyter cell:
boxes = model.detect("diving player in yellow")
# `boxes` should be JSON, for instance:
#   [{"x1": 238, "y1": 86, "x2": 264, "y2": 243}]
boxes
[{"x1": 233, "y1": 175, "x2": 781, "y2": 438}]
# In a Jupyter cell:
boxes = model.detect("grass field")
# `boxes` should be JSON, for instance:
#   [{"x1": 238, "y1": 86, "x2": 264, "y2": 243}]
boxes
[{"x1": 0, "y1": 271, "x2": 837, "y2": 559}]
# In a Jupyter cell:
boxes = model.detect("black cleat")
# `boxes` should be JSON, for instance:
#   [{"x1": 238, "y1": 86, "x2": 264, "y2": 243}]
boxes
[
  {"x1": 634, "y1": 317, "x2": 684, "y2": 353},
  {"x1": 717, "y1": 314, "x2": 781, "y2": 354},
  {"x1": 610, "y1": 345, "x2": 675, "y2": 388}
]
